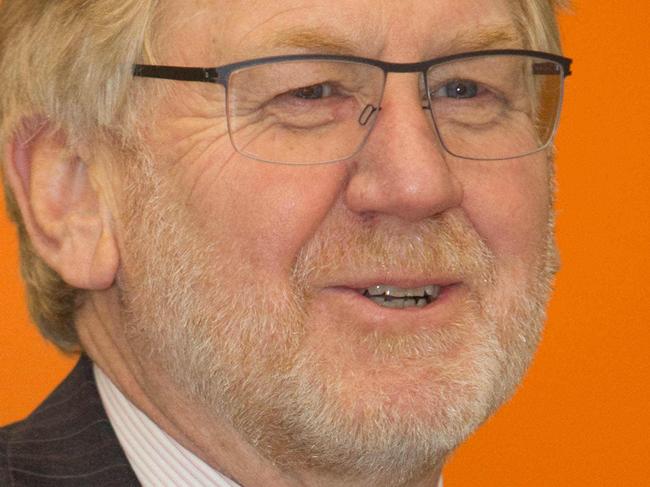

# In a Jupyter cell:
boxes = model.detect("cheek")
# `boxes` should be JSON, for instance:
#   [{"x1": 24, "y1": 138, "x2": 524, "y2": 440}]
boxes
[
  {"x1": 457, "y1": 156, "x2": 552, "y2": 264},
  {"x1": 145, "y1": 82, "x2": 354, "y2": 278},
  {"x1": 185, "y1": 156, "x2": 349, "y2": 275}
]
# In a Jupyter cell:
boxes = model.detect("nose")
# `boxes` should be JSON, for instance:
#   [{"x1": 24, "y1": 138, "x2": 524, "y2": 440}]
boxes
[{"x1": 344, "y1": 75, "x2": 463, "y2": 222}]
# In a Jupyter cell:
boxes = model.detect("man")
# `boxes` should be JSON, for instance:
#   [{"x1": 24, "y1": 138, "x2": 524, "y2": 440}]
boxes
[{"x1": 0, "y1": 0, "x2": 570, "y2": 485}]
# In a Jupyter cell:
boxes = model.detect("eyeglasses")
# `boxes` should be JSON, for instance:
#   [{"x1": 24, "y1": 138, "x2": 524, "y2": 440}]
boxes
[{"x1": 133, "y1": 49, "x2": 572, "y2": 165}]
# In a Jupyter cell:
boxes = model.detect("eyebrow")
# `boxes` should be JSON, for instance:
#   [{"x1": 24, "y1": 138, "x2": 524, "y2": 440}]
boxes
[
  {"x1": 444, "y1": 25, "x2": 524, "y2": 52},
  {"x1": 267, "y1": 27, "x2": 362, "y2": 55},
  {"x1": 261, "y1": 24, "x2": 523, "y2": 58}
]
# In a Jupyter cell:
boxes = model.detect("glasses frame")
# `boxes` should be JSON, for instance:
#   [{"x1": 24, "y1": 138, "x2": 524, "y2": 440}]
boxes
[{"x1": 133, "y1": 49, "x2": 573, "y2": 164}]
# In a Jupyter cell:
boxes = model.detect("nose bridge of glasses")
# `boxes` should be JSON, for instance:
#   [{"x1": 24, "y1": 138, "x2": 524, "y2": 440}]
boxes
[
  {"x1": 359, "y1": 71, "x2": 444, "y2": 162},
  {"x1": 350, "y1": 65, "x2": 428, "y2": 131},
  {"x1": 379, "y1": 61, "x2": 432, "y2": 101},
  {"x1": 344, "y1": 70, "x2": 437, "y2": 167},
  {"x1": 373, "y1": 68, "x2": 432, "y2": 117}
]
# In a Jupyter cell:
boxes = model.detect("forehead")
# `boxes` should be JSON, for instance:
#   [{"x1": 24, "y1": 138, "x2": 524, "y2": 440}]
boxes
[{"x1": 159, "y1": 0, "x2": 519, "y2": 63}]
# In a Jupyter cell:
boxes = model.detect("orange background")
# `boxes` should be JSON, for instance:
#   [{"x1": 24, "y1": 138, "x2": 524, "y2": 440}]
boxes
[{"x1": 1, "y1": 2, "x2": 648, "y2": 485}]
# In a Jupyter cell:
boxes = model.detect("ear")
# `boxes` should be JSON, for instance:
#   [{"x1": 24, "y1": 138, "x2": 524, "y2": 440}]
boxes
[{"x1": 3, "y1": 120, "x2": 119, "y2": 290}]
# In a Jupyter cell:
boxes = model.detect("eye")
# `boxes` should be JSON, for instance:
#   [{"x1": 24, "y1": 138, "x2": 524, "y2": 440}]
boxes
[
  {"x1": 290, "y1": 83, "x2": 334, "y2": 100},
  {"x1": 432, "y1": 79, "x2": 479, "y2": 99}
]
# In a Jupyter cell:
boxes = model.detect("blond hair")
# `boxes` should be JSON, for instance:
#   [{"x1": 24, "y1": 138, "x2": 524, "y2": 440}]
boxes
[
  {"x1": 0, "y1": 0, "x2": 566, "y2": 351},
  {"x1": 0, "y1": 0, "x2": 159, "y2": 351}
]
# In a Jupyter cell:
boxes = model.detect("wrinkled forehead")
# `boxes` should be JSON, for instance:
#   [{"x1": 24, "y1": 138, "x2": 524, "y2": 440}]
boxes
[{"x1": 155, "y1": 0, "x2": 523, "y2": 64}]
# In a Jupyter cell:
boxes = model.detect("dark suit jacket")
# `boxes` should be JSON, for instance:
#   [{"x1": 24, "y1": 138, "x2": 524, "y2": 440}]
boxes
[{"x1": 0, "y1": 356, "x2": 140, "y2": 486}]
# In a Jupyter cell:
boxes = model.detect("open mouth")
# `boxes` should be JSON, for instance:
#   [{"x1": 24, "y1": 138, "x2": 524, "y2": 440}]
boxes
[{"x1": 359, "y1": 285, "x2": 441, "y2": 309}]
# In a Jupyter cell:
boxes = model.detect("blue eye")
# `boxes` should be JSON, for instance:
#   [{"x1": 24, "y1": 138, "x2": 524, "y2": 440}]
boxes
[
  {"x1": 434, "y1": 80, "x2": 479, "y2": 99},
  {"x1": 290, "y1": 83, "x2": 333, "y2": 99}
]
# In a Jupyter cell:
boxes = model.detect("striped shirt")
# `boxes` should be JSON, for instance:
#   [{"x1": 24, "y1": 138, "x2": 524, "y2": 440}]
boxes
[{"x1": 95, "y1": 365, "x2": 239, "y2": 486}]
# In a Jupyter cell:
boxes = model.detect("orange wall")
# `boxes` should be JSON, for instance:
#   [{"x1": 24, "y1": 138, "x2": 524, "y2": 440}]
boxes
[{"x1": 1, "y1": 2, "x2": 648, "y2": 485}]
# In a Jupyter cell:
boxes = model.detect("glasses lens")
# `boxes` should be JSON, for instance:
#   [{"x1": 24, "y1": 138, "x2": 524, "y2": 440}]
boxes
[
  {"x1": 227, "y1": 60, "x2": 385, "y2": 164},
  {"x1": 426, "y1": 54, "x2": 565, "y2": 160}
]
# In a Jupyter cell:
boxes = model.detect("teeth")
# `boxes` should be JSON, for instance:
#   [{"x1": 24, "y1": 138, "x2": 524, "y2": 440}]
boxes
[
  {"x1": 366, "y1": 285, "x2": 388, "y2": 297},
  {"x1": 424, "y1": 285, "x2": 441, "y2": 299},
  {"x1": 362, "y1": 284, "x2": 441, "y2": 308}
]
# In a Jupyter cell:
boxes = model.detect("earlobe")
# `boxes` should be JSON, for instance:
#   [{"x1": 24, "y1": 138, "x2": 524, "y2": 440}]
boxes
[{"x1": 4, "y1": 121, "x2": 119, "y2": 290}]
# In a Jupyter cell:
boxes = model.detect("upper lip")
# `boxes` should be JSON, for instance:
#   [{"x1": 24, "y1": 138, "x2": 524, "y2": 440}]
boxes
[{"x1": 319, "y1": 276, "x2": 462, "y2": 291}]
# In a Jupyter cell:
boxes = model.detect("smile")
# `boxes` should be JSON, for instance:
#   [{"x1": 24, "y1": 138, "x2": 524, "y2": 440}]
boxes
[{"x1": 359, "y1": 285, "x2": 441, "y2": 309}]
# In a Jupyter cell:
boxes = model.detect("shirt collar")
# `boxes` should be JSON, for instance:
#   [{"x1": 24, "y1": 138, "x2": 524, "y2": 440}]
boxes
[{"x1": 94, "y1": 364, "x2": 241, "y2": 487}]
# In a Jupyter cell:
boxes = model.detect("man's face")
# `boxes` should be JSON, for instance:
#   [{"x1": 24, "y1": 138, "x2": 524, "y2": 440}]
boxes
[{"x1": 115, "y1": 0, "x2": 558, "y2": 483}]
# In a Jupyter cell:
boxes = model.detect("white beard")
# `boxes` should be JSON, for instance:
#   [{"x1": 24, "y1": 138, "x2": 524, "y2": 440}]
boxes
[{"x1": 117, "y1": 155, "x2": 557, "y2": 486}]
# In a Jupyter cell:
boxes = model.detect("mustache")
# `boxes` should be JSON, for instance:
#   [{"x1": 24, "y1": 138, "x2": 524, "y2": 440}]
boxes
[{"x1": 292, "y1": 210, "x2": 497, "y2": 288}]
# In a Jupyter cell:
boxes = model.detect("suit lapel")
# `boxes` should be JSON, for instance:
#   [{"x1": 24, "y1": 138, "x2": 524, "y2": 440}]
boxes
[{"x1": 2, "y1": 355, "x2": 140, "y2": 486}]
